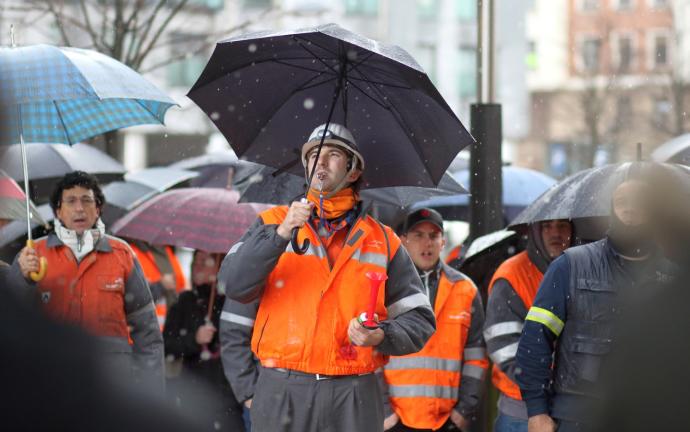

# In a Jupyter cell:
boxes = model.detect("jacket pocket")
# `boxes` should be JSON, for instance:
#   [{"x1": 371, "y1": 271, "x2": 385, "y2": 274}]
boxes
[
  {"x1": 571, "y1": 338, "x2": 612, "y2": 382},
  {"x1": 97, "y1": 274, "x2": 125, "y2": 324}
]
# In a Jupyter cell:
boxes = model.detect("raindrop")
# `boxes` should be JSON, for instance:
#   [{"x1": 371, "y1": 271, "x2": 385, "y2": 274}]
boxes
[
  {"x1": 347, "y1": 50, "x2": 358, "y2": 61},
  {"x1": 210, "y1": 112, "x2": 220, "y2": 121},
  {"x1": 166, "y1": 354, "x2": 176, "y2": 363},
  {"x1": 303, "y1": 98, "x2": 315, "y2": 110},
  {"x1": 214, "y1": 421, "x2": 222, "y2": 430},
  {"x1": 275, "y1": 279, "x2": 285, "y2": 288},
  {"x1": 180, "y1": 328, "x2": 188, "y2": 336},
  {"x1": 248, "y1": 43, "x2": 257, "y2": 53}
]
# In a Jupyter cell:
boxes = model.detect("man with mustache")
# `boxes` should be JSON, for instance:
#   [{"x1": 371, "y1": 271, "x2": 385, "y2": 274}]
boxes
[
  {"x1": 484, "y1": 219, "x2": 573, "y2": 431},
  {"x1": 218, "y1": 123, "x2": 436, "y2": 432}
]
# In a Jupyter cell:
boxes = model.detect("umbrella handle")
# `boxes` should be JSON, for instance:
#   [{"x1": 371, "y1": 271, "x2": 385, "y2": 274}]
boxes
[
  {"x1": 26, "y1": 240, "x2": 47, "y2": 282},
  {"x1": 290, "y1": 228, "x2": 309, "y2": 255}
]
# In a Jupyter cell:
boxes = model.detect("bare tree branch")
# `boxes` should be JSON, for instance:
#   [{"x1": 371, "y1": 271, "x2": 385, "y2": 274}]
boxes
[
  {"x1": 128, "y1": 0, "x2": 170, "y2": 67},
  {"x1": 131, "y1": 0, "x2": 189, "y2": 69},
  {"x1": 77, "y1": 0, "x2": 101, "y2": 51}
]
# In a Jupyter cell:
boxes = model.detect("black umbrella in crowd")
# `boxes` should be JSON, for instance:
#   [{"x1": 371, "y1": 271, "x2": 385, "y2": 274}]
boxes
[
  {"x1": 188, "y1": 23, "x2": 473, "y2": 253},
  {"x1": 236, "y1": 166, "x2": 466, "y2": 207}
]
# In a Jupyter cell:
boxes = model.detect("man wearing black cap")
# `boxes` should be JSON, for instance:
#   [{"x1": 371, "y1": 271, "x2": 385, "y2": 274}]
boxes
[{"x1": 382, "y1": 208, "x2": 488, "y2": 432}]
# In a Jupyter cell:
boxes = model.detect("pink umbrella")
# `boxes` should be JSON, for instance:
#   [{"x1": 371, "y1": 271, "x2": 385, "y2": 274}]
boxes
[
  {"x1": 111, "y1": 188, "x2": 269, "y2": 254},
  {"x1": 0, "y1": 170, "x2": 45, "y2": 226}
]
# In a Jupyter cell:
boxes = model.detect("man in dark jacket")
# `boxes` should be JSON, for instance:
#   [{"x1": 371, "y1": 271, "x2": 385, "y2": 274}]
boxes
[
  {"x1": 218, "y1": 123, "x2": 436, "y2": 432},
  {"x1": 515, "y1": 174, "x2": 673, "y2": 432},
  {"x1": 163, "y1": 250, "x2": 245, "y2": 432}
]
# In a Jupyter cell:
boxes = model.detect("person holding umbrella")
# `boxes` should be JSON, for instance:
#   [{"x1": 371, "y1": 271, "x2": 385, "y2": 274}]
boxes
[
  {"x1": 218, "y1": 123, "x2": 436, "y2": 432},
  {"x1": 515, "y1": 169, "x2": 674, "y2": 432},
  {"x1": 13, "y1": 171, "x2": 164, "y2": 391},
  {"x1": 484, "y1": 219, "x2": 573, "y2": 432},
  {"x1": 382, "y1": 208, "x2": 488, "y2": 432},
  {"x1": 163, "y1": 249, "x2": 245, "y2": 431}
]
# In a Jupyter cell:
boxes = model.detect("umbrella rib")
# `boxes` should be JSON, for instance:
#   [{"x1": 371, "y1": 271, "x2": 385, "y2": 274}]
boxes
[
  {"x1": 296, "y1": 76, "x2": 338, "y2": 92},
  {"x1": 293, "y1": 34, "x2": 341, "y2": 60},
  {"x1": 342, "y1": 77, "x2": 392, "y2": 111},
  {"x1": 350, "y1": 66, "x2": 437, "y2": 182},
  {"x1": 270, "y1": 58, "x2": 339, "y2": 75},
  {"x1": 292, "y1": 36, "x2": 340, "y2": 76},
  {"x1": 52, "y1": 100, "x2": 77, "y2": 145},
  {"x1": 345, "y1": 75, "x2": 412, "y2": 90}
]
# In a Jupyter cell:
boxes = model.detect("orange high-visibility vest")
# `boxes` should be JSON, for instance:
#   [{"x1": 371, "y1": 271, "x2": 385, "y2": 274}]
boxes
[
  {"x1": 384, "y1": 272, "x2": 486, "y2": 430},
  {"x1": 129, "y1": 244, "x2": 186, "y2": 292},
  {"x1": 251, "y1": 206, "x2": 400, "y2": 375},
  {"x1": 488, "y1": 251, "x2": 543, "y2": 400}
]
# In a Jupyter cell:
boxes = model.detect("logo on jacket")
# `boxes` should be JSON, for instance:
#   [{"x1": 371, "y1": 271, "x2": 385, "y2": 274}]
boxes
[
  {"x1": 447, "y1": 311, "x2": 470, "y2": 321},
  {"x1": 365, "y1": 240, "x2": 384, "y2": 249},
  {"x1": 41, "y1": 292, "x2": 51, "y2": 304},
  {"x1": 103, "y1": 278, "x2": 124, "y2": 291}
]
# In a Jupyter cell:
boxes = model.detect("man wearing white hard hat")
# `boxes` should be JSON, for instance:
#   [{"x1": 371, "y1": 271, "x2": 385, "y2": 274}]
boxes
[{"x1": 219, "y1": 123, "x2": 436, "y2": 432}]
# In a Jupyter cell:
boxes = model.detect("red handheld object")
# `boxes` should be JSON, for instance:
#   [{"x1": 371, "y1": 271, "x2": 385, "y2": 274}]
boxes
[{"x1": 363, "y1": 271, "x2": 387, "y2": 329}]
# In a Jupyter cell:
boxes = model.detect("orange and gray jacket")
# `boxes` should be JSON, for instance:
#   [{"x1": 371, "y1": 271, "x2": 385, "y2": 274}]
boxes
[
  {"x1": 484, "y1": 251, "x2": 543, "y2": 419},
  {"x1": 218, "y1": 205, "x2": 436, "y2": 375},
  {"x1": 383, "y1": 262, "x2": 488, "y2": 429},
  {"x1": 11, "y1": 233, "x2": 164, "y2": 389}
]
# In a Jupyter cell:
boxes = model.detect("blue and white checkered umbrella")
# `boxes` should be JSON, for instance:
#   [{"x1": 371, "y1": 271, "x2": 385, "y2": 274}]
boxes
[
  {"x1": 0, "y1": 38, "x2": 175, "y2": 276},
  {"x1": 0, "y1": 44, "x2": 175, "y2": 145}
]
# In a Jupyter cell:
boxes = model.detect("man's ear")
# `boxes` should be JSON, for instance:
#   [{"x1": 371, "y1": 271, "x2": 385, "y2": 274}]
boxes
[{"x1": 347, "y1": 169, "x2": 362, "y2": 183}]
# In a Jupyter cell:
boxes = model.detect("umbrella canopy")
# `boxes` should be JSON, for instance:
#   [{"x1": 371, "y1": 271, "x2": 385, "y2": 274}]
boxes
[
  {"x1": 651, "y1": 133, "x2": 690, "y2": 165},
  {"x1": 0, "y1": 44, "x2": 175, "y2": 145},
  {"x1": 236, "y1": 166, "x2": 467, "y2": 207},
  {"x1": 509, "y1": 162, "x2": 690, "y2": 228},
  {"x1": 111, "y1": 188, "x2": 270, "y2": 254},
  {"x1": 412, "y1": 166, "x2": 557, "y2": 222},
  {"x1": 0, "y1": 171, "x2": 45, "y2": 225},
  {"x1": 0, "y1": 142, "x2": 125, "y2": 183},
  {"x1": 188, "y1": 23, "x2": 472, "y2": 190},
  {"x1": 0, "y1": 203, "x2": 53, "y2": 250},
  {"x1": 101, "y1": 167, "x2": 199, "y2": 226},
  {"x1": 168, "y1": 152, "x2": 267, "y2": 189}
]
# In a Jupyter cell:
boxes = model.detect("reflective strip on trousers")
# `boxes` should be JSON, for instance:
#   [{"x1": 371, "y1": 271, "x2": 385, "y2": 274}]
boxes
[
  {"x1": 462, "y1": 364, "x2": 486, "y2": 380},
  {"x1": 526, "y1": 306, "x2": 565, "y2": 336},
  {"x1": 464, "y1": 347, "x2": 486, "y2": 361},
  {"x1": 389, "y1": 384, "x2": 458, "y2": 400},
  {"x1": 387, "y1": 293, "x2": 432, "y2": 318},
  {"x1": 489, "y1": 342, "x2": 519, "y2": 365},
  {"x1": 484, "y1": 321, "x2": 524, "y2": 341},
  {"x1": 220, "y1": 311, "x2": 255, "y2": 328},
  {"x1": 386, "y1": 357, "x2": 461, "y2": 371}
]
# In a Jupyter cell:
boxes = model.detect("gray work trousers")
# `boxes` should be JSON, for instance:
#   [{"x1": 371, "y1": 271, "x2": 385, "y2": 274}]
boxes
[{"x1": 251, "y1": 367, "x2": 384, "y2": 432}]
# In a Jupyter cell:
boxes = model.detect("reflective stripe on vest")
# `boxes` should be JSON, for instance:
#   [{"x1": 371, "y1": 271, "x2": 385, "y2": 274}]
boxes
[
  {"x1": 386, "y1": 357, "x2": 461, "y2": 371},
  {"x1": 389, "y1": 385, "x2": 458, "y2": 400},
  {"x1": 220, "y1": 311, "x2": 255, "y2": 328},
  {"x1": 526, "y1": 307, "x2": 564, "y2": 336},
  {"x1": 487, "y1": 251, "x2": 544, "y2": 401}
]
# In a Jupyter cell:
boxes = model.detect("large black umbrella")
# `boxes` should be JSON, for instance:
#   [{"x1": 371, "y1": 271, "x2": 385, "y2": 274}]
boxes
[
  {"x1": 509, "y1": 162, "x2": 690, "y2": 233},
  {"x1": 236, "y1": 166, "x2": 466, "y2": 207},
  {"x1": 101, "y1": 167, "x2": 199, "y2": 226},
  {"x1": 0, "y1": 143, "x2": 125, "y2": 204},
  {"x1": 189, "y1": 23, "x2": 472, "y2": 251}
]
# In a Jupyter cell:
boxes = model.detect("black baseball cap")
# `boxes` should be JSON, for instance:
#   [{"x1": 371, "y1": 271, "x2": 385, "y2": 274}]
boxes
[{"x1": 402, "y1": 208, "x2": 444, "y2": 234}]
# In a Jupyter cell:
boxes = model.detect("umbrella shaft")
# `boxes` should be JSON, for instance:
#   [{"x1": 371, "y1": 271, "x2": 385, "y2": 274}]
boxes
[{"x1": 18, "y1": 108, "x2": 33, "y2": 241}]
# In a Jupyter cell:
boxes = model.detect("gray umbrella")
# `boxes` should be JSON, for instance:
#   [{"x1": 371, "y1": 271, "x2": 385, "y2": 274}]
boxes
[
  {"x1": 651, "y1": 133, "x2": 690, "y2": 165},
  {"x1": 101, "y1": 167, "x2": 198, "y2": 226},
  {"x1": 509, "y1": 162, "x2": 690, "y2": 228},
  {"x1": 0, "y1": 143, "x2": 125, "y2": 203},
  {"x1": 0, "y1": 203, "x2": 53, "y2": 250},
  {"x1": 236, "y1": 166, "x2": 467, "y2": 208},
  {"x1": 168, "y1": 152, "x2": 265, "y2": 189}
]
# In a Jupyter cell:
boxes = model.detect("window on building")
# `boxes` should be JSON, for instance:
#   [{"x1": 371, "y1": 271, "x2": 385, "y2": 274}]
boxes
[
  {"x1": 616, "y1": 35, "x2": 634, "y2": 73},
  {"x1": 615, "y1": 0, "x2": 634, "y2": 10},
  {"x1": 526, "y1": 40, "x2": 538, "y2": 70},
  {"x1": 579, "y1": 0, "x2": 599, "y2": 11},
  {"x1": 417, "y1": 0, "x2": 438, "y2": 19},
  {"x1": 344, "y1": 0, "x2": 378, "y2": 15},
  {"x1": 455, "y1": 0, "x2": 475, "y2": 20},
  {"x1": 653, "y1": 34, "x2": 669, "y2": 67},
  {"x1": 649, "y1": 0, "x2": 668, "y2": 8},
  {"x1": 188, "y1": 0, "x2": 224, "y2": 10},
  {"x1": 167, "y1": 33, "x2": 207, "y2": 88},
  {"x1": 652, "y1": 96, "x2": 671, "y2": 128},
  {"x1": 581, "y1": 37, "x2": 602, "y2": 73},
  {"x1": 457, "y1": 48, "x2": 476, "y2": 99},
  {"x1": 243, "y1": 0, "x2": 272, "y2": 7}
]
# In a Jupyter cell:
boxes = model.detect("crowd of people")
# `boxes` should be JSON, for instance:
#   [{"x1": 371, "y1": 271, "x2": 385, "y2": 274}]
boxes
[{"x1": 2, "y1": 122, "x2": 689, "y2": 432}]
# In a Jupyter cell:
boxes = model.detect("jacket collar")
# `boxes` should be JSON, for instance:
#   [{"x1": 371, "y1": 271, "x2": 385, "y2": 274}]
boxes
[{"x1": 46, "y1": 232, "x2": 112, "y2": 253}]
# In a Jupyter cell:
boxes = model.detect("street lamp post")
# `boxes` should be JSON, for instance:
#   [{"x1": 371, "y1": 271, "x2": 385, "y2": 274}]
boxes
[{"x1": 469, "y1": 0, "x2": 503, "y2": 243}]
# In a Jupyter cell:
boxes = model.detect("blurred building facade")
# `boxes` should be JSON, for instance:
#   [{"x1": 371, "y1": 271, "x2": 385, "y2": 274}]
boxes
[
  {"x1": 520, "y1": 0, "x2": 690, "y2": 177},
  {"x1": 0, "y1": 0, "x2": 530, "y2": 174}
]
